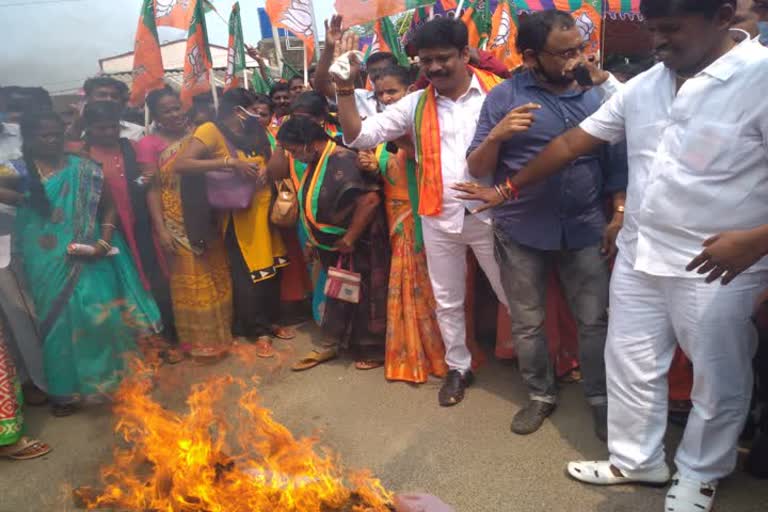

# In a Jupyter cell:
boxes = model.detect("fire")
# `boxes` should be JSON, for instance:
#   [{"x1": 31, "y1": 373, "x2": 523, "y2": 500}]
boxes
[{"x1": 76, "y1": 359, "x2": 393, "y2": 512}]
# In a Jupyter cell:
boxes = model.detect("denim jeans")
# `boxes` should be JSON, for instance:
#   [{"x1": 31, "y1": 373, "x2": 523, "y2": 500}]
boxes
[{"x1": 494, "y1": 230, "x2": 608, "y2": 405}]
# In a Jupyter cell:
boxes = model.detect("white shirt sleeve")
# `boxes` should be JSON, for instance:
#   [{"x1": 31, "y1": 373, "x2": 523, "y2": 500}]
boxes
[
  {"x1": 597, "y1": 73, "x2": 624, "y2": 102},
  {"x1": 344, "y1": 92, "x2": 417, "y2": 150},
  {"x1": 580, "y1": 86, "x2": 627, "y2": 144}
]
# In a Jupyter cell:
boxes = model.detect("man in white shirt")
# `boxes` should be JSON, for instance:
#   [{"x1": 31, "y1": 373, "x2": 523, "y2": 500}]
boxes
[
  {"x1": 66, "y1": 76, "x2": 145, "y2": 142},
  {"x1": 333, "y1": 16, "x2": 509, "y2": 407},
  {"x1": 463, "y1": 1, "x2": 766, "y2": 510}
]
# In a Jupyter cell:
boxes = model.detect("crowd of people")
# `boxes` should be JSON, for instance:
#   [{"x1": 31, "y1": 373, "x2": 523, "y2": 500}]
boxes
[{"x1": 0, "y1": 1, "x2": 767, "y2": 511}]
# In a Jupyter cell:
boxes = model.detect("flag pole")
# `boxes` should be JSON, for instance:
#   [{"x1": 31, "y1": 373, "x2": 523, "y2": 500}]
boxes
[
  {"x1": 456, "y1": 0, "x2": 466, "y2": 16},
  {"x1": 243, "y1": 68, "x2": 249, "y2": 90},
  {"x1": 303, "y1": 43, "x2": 309, "y2": 86},
  {"x1": 144, "y1": 104, "x2": 150, "y2": 136},
  {"x1": 271, "y1": 23, "x2": 285, "y2": 77},
  {"x1": 209, "y1": 73, "x2": 219, "y2": 114}
]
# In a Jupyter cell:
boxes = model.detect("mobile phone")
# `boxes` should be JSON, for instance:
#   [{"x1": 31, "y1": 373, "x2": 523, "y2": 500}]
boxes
[{"x1": 573, "y1": 66, "x2": 594, "y2": 87}]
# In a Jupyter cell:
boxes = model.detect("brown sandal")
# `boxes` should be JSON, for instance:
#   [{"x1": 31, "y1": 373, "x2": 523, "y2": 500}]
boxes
[
  {"x1": 253, "y1": 337, "x2": 276, "y2": 358},
  {"x1": 291, "y1": 348, "x2": 338, "y2": 371},
  {"x1": 0, "y1": 437, "x2": 51, "y2": 460},
  {"x1": 354, "y1": 360, "x2": 384, "y2": 371},
  {"x1": 272, "y1": 326, "x2": 296, "y2": 340}
]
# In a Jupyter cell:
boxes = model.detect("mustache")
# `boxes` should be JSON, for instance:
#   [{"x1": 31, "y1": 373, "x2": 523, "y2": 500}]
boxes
[{"x1": 426, "y1": 71, "x2": 450, "y2": 79}]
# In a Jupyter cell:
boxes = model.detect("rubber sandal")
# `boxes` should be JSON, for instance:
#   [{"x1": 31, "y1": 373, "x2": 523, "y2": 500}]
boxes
[
  {"x1": 253, "y1": 337, "x2": 276, "y2": 359},
  {"x1": 354, "y1": 360, "x2": 384, "y2": 371},
  {"x1": 291, "y1": 348, "x2": 337, "y2": 371},
  {"x1": 0, "y1": 437, "x2": 52, "y2": 460},
  {"x1": 272, "y1": 326, "x2": 296, "y2": 340},
  {"x1": 665, "y1": 473, "x2": 717, "y2": 512},
  {"x1": 566, "y1": 460, "x2": 671, "y2": 486}
]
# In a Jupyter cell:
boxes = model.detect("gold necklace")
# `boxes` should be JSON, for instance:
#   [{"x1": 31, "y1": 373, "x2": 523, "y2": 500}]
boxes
[{"x1": 34, "y1": 160, "x2": 59, "y2": 181}]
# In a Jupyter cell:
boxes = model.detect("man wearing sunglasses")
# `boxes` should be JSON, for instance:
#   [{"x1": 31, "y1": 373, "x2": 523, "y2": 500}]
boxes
[{"x1": 461, "y1": 10, "x2": 623, "y2": 440}]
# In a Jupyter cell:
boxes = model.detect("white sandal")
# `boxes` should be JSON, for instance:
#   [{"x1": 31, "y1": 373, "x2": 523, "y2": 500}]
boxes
[
  {"x1": 664, "y1": 473, "x2": 717, "y2": 512},
  {"x1": 567, "y1": 460, "x2": 671, "y2": 486}
]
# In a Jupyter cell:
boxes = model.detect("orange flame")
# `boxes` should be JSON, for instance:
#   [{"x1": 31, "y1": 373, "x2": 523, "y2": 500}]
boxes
[{"x1": 77, "y1": 358, "x2": 393, "y2": 511}]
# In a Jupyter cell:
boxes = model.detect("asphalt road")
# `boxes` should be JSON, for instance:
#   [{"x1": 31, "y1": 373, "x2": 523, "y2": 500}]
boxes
[{"x1": 3, "y1": 325, "x2": 767, "y2": 512}]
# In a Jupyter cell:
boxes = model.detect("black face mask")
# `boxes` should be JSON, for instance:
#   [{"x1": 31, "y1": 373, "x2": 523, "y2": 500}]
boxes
[{"x1": 243, "y1": 115, "x2": 264, "y2": 134}]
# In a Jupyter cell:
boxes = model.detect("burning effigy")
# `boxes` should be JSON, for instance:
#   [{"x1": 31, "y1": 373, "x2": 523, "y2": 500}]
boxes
[{"x1": 74, "y1": 359, "x2": 394, "y2": 511}]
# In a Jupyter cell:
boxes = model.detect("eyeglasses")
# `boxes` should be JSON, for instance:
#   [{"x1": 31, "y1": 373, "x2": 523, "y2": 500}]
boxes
[{"x1": 540, "y1": 43, "x2": 588, "y2": 60}]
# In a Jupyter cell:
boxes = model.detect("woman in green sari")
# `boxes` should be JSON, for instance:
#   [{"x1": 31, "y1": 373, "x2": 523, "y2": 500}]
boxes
[{"x1": 5, "y1": 111, "x2": 161, "y2": 416}]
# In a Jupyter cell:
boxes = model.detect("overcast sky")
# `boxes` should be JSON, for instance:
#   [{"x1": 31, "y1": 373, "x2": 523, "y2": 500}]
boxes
[{"x1": 0, "y1": 0, "x2": 334, "y2": 93}]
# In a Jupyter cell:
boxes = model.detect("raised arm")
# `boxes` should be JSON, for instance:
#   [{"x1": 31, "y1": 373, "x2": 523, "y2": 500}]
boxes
[{"x1": 314, "y1": 16, "x2": 345, "y2": 100}]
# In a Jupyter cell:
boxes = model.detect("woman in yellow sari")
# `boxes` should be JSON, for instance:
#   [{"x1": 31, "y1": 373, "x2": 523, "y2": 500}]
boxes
[
  {"x1": 138, "y1": 88, "x2": 232, "y2": 360},
  {"x1": 357, "y1": 67, "x2": 447, "y2": 383},
  {"x1": 175, "y1": 89, "x2": 288, "y2": 358}
]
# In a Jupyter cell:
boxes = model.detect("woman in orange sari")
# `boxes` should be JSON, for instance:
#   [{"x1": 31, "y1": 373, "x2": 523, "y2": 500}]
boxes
[
  {"x1": 358, "y1": 67, "x2": 447, "y2": 383},
  {"x1": 138, "y1": 88, "x2": 233, "y2": 360}
]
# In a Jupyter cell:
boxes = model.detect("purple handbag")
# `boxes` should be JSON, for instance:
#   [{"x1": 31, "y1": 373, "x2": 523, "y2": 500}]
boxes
[{"x1": 206, "y1": 138, "x2": 257, "y2": 210}]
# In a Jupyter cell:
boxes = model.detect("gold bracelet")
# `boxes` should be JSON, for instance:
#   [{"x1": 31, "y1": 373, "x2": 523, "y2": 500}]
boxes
[
  {"x1": 96, "y1": 239, "x2": 112, "y2": 252},
  {"x1": 615, "y1": 205, "x2": 626, "y2": 214},
  {"x1": 336, "y1": 88, "x2": 355, "y2": 97}
]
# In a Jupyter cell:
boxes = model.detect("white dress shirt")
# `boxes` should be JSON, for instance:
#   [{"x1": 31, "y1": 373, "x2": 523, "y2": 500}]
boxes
[
  {"x1": 354, "y1": 89, "x2": 379, "y2": 119},
  {"x1": 347, "y1": 74, "x2": 493, "y2": 234},
  {"x1": 581, "y1": 39, "x2": 768, "y2": 277}
]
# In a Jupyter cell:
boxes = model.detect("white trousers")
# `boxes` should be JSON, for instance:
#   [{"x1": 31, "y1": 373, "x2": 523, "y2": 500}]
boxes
[
  {"x1": 607, "y1": 255, "x2": 767, "y2": 482},
  {"x1": 422, "y1": 215, "x2": 508, "y2": 373}
]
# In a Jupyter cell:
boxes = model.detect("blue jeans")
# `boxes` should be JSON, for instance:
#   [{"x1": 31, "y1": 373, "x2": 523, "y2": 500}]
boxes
[{"x1": 494, "y1": 230, "x2": 608, "y2": 405}]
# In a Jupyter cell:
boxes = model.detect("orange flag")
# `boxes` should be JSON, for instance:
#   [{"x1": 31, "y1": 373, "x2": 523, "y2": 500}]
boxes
[
  {"x1": 488, "y1": 0, "x2": 522, "y2": 71},
  {"x1": 180, "y1": 0, "x2": 213, "y2": 109},
  {"x1": 130, "y1": 0, "x2": 165, "y2": 107},
  {"x1": 154, "y1": 0, "x2": 192, "y2": 29},
  {"x1": 265, "y1": 0, "x2": 316, "y2": 69}
]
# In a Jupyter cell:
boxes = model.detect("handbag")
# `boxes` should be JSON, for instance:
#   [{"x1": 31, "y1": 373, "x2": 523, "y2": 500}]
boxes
[
  {"x1": 270, "y1": 178, "x2": 299, "y2": 228},
  {"x1": 324, "y1": 255, "x2": 361, "y2": 304},
  {"x1": 206, "y1": 138, "x2": 257, "y2": 210}
]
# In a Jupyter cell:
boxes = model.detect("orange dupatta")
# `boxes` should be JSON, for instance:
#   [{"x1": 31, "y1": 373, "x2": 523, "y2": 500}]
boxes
[{"x1": 413, "y1": 66, "x2": 504, "y2": 217}]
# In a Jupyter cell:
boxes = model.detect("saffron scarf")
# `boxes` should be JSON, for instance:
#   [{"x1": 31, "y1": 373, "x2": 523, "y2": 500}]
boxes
[{"x1": 413, "y1": 67, "x2": 504, "y2": 216}]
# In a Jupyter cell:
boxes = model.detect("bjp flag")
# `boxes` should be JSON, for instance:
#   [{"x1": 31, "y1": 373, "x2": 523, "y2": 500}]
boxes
[
  {"x1": 366, "y1": 17, "x2": 410, "y2": 66},
  {"x1": 335, "y1": 0, "x2": 436, "y2": 27},
  {"x1": 180, "y1": 0, "x2": 213, "y2": 109},
  {"x1": 130, "y1": 0, "x2": 165, "y2": 107},
  {"x1": 461, "y1": 0, "x2": 492, "y2": 48},
  {"x1": 224, "y1": 2, "x2": 246, "y2": 91},
  {"x1": 488, "y1": 0, "x2": 522, "y2": 71},
  {"x1": 154, "y1": 0, "x2": 214, "y2": 30},
  {"x1": 266, "y1": 0, "x2": 316, "y2": 69}
]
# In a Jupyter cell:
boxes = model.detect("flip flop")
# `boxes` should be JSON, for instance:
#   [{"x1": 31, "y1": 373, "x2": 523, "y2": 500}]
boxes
[
  {"x1": 272, "y1": 326, "x2": 296, "y2": 340},
  {"x1": 0, "y1": 437, "x2": 52, "y2": 460},
  {"x1": 254, "y1": 337, "x2": 276, "y2": 359},
  {"x1": 354, "y1": 360, "x2": 384, "y2": 371},
  {"x1": 291, "y1": 348, "x2": 338, "y2": 371}
]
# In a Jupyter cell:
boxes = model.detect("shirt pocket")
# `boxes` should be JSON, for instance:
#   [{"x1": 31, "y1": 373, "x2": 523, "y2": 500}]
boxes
[{"x1": 678, "y1": 122, "x2": 750, "y2": 173}]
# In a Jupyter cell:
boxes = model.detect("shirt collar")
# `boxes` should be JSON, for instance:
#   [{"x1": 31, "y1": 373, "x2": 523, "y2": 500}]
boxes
[
  {"x1": 433, "y1": 72, "x2": 485, "y2": 100},
  {"x1": 699, "y1": 34, "x2": 754, "y2": 82},
  {"x1": 520, "y1": 69, "x2": 586, "y2": 98}
]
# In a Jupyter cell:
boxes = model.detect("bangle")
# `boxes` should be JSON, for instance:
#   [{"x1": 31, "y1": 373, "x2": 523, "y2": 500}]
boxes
[
  {"x1": 336, "y1": 88, "x2": 355, "y2": 97},
  {"x1": 224, "y1": 156, "x2": 231, "y2": 167},
  {"x1": 96, "y1": 239, "x2": 112, "y2": 252},
  {"x1": 615, "y1": 205, "x2": 625, "y2": 214},
  {"x1": 101, "y1": 223, "x2": 116, "y2": 229},
  {"x1": 503, "y1": 178, "x2": 520, "y2": 201}
]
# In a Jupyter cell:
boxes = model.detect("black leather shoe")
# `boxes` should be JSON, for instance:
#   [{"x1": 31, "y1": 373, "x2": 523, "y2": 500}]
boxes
[
  {"x1": 438, "y1": 370, "x2": 474, "y2": 407},
  {"x1": 511, "y1": 400, "x2": 556, "y2": 435},
  {"x1": 592, "y1": 403, "x2": 608, "y2": 442}
]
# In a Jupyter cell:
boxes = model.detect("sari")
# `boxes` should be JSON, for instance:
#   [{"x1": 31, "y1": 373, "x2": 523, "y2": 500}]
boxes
[
  {"x1": 298, "y1": 142, "x2": 389, "y2": 356},
  {"x1": 377, "y1": 148, "x2": 447, "y2": 383},
  {"x1": 192, "y1": 122, "x2": 287, "y2": 339},
  {"x1": 0, "y1": 320, "x2": 22, "y2": 446},
  {"x1": 137, "y1": 134, "x2": 233, "y2": 358},
  {"x1": 13, "y1": 155, "x2": 161, "y2": 403}
]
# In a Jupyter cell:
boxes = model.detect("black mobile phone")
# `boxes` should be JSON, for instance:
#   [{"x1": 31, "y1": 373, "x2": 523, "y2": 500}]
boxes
[{"x1": 573, "y1": 65, "x2": 594, "y2": 87}]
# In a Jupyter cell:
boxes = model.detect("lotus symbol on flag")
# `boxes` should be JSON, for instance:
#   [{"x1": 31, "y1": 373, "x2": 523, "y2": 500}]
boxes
[
  {"x1": 156, "y1": 0, "x2": 188, "y2": 18},
  {"x1": 279, "y1": 0, "x2": 314, "y2": 38},
  {"x1": 187, "y1": 44, "x2": 205, "y2": 85},
  {"x1": 575, "y1": 12, "x2": 595, "y2": 42},
  {"x1": 490, "y1": 9, "x2": 511, "y2": 49}
]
